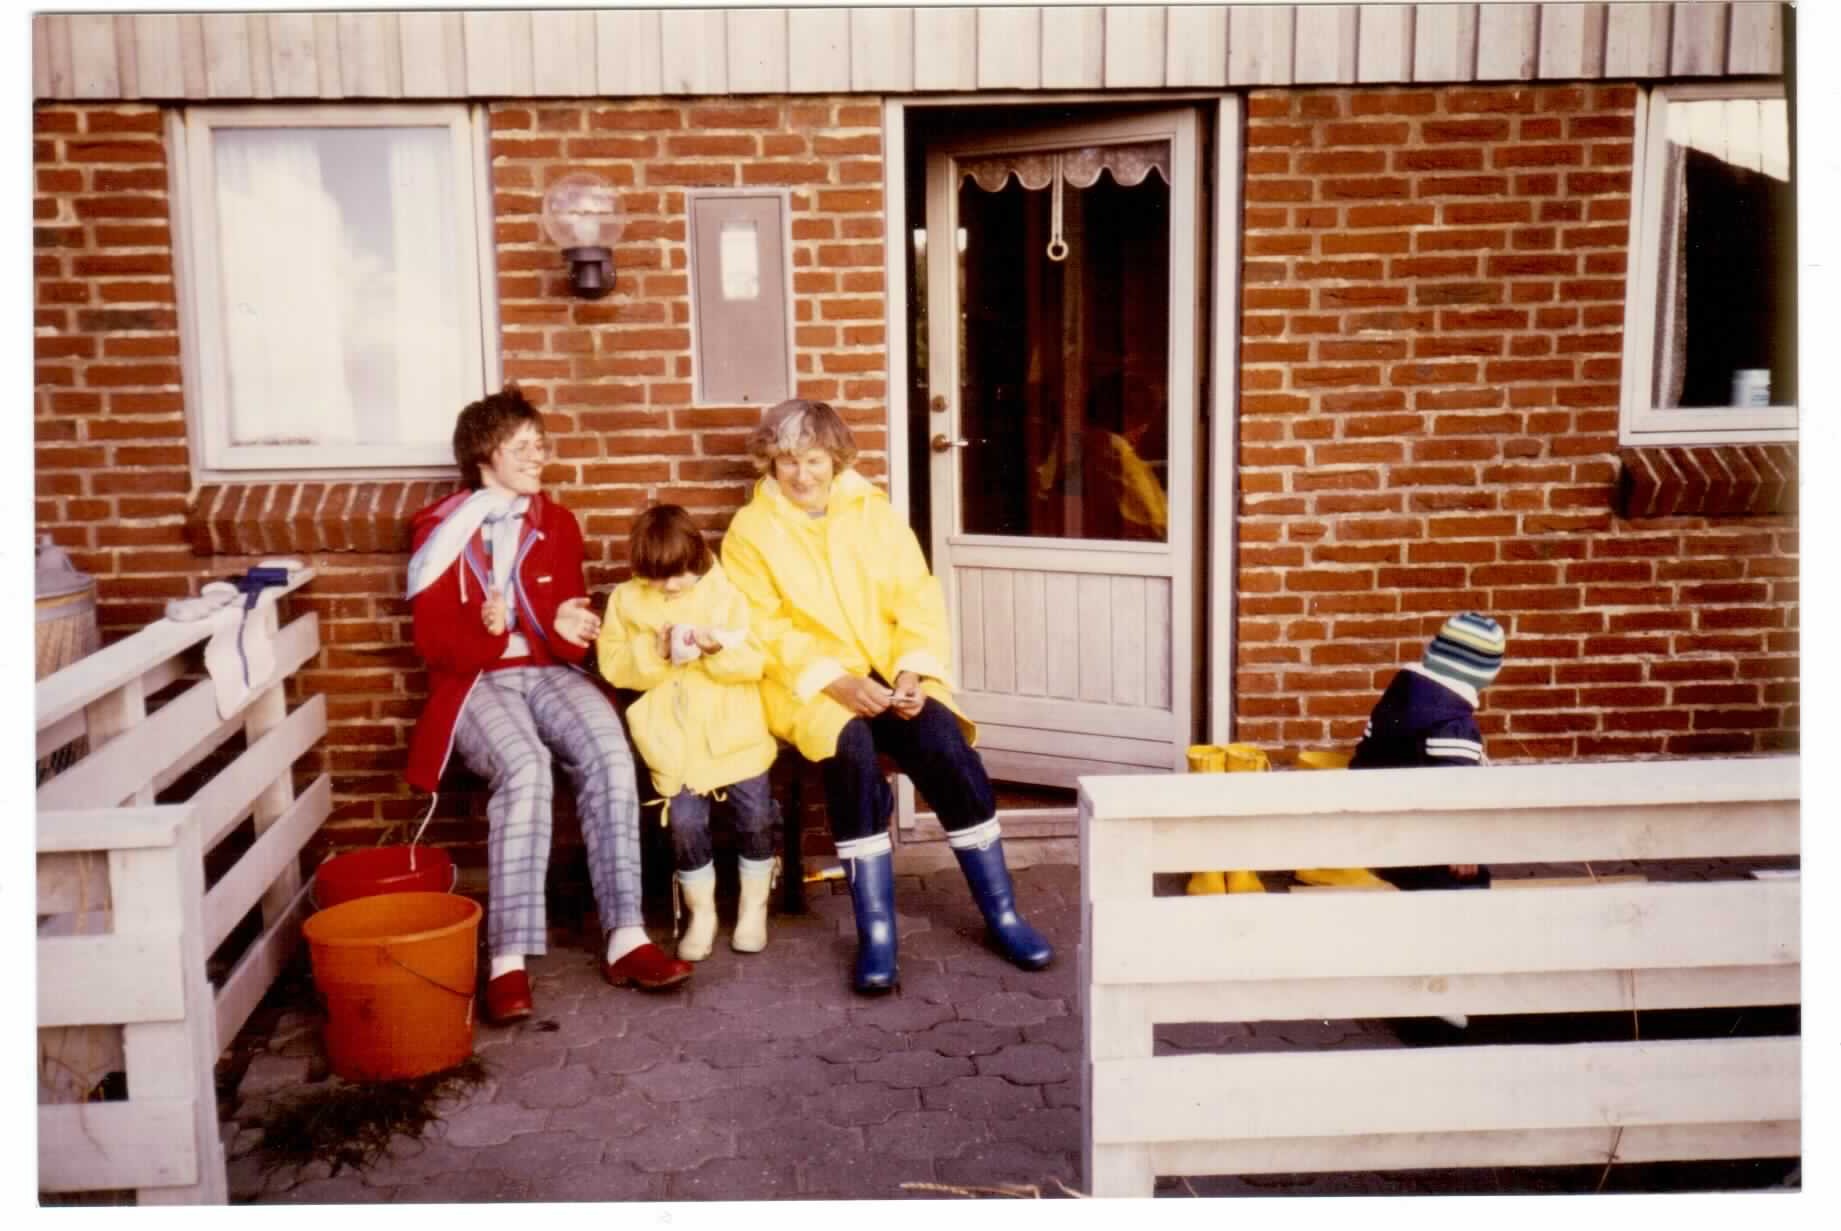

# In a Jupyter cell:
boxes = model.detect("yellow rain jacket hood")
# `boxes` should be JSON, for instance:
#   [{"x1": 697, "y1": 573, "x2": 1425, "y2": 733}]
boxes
[
  {"x1": 597, "y1": 560, "x2": 778, "y2": 799},
  {"x1": 721, "y1": 468, "x2": 974, "y2": 762}
]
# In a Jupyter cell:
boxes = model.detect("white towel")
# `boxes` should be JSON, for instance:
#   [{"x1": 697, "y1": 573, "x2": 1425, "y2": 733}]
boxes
[{"x1": 204, "y1": 595, "x2": 279, "y2": 719}]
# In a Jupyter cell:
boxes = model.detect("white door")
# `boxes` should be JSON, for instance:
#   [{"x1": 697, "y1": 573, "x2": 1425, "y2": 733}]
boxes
[{"x1": 923, "y1": 110, "x2": 1205, "y2": 790}]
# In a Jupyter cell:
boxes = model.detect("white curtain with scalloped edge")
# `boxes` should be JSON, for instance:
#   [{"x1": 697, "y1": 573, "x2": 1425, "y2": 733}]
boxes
[{"x1": 214, "y1": 131, "x2": 359, "y2": 446}]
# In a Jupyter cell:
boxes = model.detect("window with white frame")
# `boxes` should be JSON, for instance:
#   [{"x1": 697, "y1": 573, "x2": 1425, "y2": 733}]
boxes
[
  {"x1": 172, "y1": 105, "x2": 497, "y2": 473},
  {"x1": 1620, "y1": 83, "x2": 1796, "y2": 445}
]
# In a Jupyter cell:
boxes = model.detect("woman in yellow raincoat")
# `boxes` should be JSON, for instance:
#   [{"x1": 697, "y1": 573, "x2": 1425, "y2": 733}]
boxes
[{"x1": 721, "y1": 399, "x2": 1053, "y2": 993}]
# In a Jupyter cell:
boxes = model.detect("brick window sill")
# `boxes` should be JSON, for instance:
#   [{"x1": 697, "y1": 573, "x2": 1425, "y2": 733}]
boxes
[
  {"x1": 1617, "y1": 444, "x2": 1796, "y2": 519},
  {"x1": 186, "y1": 479, "x2": 462, "y2": 556}
]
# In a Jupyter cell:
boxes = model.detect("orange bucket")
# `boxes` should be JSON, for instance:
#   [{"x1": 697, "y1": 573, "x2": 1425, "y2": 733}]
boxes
[
  {"x1": 312, "y1": 846, "x2": 456, "y2": 909},
  {"x1": 302, "y1": 892, "x2": 480, "y2": 1081}
]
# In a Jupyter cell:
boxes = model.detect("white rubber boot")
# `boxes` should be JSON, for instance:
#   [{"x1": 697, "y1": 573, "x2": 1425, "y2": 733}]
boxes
[
  {"x1": 676, "y1": 867, "x2": 717, "y2": 962},
  {"x1": 731, "y1": 856, "x2": 776, "y2": 954}
]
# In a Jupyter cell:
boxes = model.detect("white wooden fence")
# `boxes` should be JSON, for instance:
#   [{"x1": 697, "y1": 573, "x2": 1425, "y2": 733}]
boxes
[
  {"x1": 36, "y1": 572, "x2": 327, "y2": 1204},
  {"x1": 1079, "y1": 756, "x2": 1800, "y2": 1197}
]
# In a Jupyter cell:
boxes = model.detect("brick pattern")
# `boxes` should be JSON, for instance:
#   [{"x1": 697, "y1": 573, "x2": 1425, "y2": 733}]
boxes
[
  {"x1": 489, "y1": 97, "x2": 889, "y2": 591},
  {"x1": 32, "y1": 98, "x2": 888, "y2": 854},
  {"x1": 1236, "y1": 85, "x2": 1799, "y2": 762},
  {"x1": 33, "y1": 104, "x2": 203, "y2": 636},
  {"x1": 1619, "y1": 444, "x2": 1797, "y2": 519},
  {"x1": 185, "y1": 480, "x2": 460, "y2": 556}
]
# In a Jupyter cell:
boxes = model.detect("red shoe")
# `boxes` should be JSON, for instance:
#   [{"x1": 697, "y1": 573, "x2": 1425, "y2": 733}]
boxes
[
  {"x1": 484, "y1": 969, "x2": 534, "y2": 1024},
  {"x1": 603, "y1": 942, "x2": 692, "y2": 992}
]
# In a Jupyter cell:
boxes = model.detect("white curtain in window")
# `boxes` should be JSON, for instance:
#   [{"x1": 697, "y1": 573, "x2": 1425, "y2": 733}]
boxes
[
  {"x1": 1653, "y1": 142, "x2": 1689, "y2": 410},
  {"x1": 958, "y1": 141, "x2": 1170, "y2": 193},
  {"x1": 387, "y1": 133, "x2": 463, "y2": 446},
  {"x1": 215, "y1": 132, "x2": 359, "y2": 445}
]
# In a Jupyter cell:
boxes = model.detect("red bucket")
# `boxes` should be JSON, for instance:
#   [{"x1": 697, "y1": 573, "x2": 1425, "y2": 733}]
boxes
[{"x1": 312, "y1": 846, "x2": 456, "y2": 910}]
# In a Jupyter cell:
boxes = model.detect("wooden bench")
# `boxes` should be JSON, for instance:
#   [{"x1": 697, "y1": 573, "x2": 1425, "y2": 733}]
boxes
[{"x1": 1079, "y1": 756, "x2": 1800, "y2": 1197}]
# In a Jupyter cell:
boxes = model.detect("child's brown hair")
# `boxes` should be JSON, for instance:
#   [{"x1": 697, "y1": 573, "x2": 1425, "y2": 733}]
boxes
[{"x1": 629, "y1": 504, "x2": 714, "y2": 581}]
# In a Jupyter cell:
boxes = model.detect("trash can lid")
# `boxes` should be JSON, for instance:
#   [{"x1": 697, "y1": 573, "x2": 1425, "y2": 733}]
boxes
[{"x1": 36, "y1": 533, "x2": 94, "y2": 600}]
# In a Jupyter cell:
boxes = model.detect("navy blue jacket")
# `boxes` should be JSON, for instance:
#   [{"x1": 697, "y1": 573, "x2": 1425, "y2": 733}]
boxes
[{"x1": 1350, "y1": 667, "x2": 1484, "y2": 769}]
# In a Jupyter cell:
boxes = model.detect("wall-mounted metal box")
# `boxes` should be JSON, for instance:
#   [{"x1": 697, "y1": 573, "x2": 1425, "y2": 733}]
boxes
[{"x1": 688, "y1": 190, "x2": 794, "y2": 406}]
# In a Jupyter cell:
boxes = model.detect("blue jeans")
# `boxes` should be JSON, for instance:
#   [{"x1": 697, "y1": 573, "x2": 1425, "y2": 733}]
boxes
[
  {"x1": 668, "y1": 771, "x2": 778, "y2": 873},
  {"x1": 821, "y1": 698, "x2": 995, "y2": 842}
]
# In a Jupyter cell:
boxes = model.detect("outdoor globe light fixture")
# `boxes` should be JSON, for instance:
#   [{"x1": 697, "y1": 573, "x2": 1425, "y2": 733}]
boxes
[{"x1": 540, "y1": 173, "x2": 627, "y2": 299}]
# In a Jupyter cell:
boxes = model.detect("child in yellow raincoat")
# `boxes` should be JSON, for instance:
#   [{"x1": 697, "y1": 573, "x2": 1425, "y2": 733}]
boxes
[{"x1": 598, "y1": 504, "x2": 780, "y2": 961}]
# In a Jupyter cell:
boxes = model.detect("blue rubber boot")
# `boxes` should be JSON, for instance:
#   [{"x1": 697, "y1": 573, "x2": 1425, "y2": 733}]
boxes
[
  {"x1": 839, "y1": 834, "x2": 898, "y2": 994},
  {"x1": 950, "y1": 821, "x2": 1053, "y2": 971}
]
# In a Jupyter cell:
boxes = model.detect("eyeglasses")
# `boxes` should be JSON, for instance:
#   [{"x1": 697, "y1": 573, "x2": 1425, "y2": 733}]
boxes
[{"x1": 500, "y1": 438, "x2": 549, "y2": 462}]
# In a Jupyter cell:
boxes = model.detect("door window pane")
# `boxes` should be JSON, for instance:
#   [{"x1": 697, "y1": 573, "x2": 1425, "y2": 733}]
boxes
[{"x1": 955, "y1": 146, "x2": 1171, "y2": 542}]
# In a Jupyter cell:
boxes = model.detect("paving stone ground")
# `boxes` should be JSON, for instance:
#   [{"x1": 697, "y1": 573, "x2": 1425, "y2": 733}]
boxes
[{"x1": 223, "y1": 848, "x2": 1799, "y2": 1204}]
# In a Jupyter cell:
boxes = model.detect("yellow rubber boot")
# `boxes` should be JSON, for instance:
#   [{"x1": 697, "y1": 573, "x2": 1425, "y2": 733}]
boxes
[
  {"x1": 1185, "y1": 870, "x2": 1228, "y2": 895},
  {"x1": 1226, "y1": 870, "x2": 1266, "y2": 894},
  {"x1": 1294, "y1": 867, "x2": 1392, "y2": 889}
]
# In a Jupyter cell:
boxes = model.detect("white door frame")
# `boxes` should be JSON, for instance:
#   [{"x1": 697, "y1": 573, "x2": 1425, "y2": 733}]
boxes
[{"x1": 880, "y1": 94, "x2": 1243, "y2": 835}]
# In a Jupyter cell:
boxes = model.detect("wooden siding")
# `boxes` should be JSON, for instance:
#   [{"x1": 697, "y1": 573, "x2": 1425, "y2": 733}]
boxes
[{"x1": 35, "y1": 4, "x2": 1784, "y2": 101}]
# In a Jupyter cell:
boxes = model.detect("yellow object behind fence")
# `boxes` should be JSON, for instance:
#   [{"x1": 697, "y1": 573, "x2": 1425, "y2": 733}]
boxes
[
  {"x1": 1290, "y1": 747, "x2": 1391, "y2": 889},
  {"x1": 1184, "y1": 744, "x2": 1268, "y2": 895}
]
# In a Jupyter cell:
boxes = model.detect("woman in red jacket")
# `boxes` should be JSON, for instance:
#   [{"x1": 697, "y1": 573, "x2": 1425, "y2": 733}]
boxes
[{"x1": 405, "y1": 386, "x2": 691, "y2": 1023}]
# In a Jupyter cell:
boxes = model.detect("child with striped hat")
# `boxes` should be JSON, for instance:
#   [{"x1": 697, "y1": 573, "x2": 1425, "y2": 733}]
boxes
[{"x1": 1350, "y1": 611, "x2": 1506, "y2": 891}]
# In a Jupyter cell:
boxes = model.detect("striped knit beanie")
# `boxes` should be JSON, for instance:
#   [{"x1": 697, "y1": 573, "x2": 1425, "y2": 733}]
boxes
[{"x1": 1422, "y1": 612, "x2": 1506, "y2": 691}]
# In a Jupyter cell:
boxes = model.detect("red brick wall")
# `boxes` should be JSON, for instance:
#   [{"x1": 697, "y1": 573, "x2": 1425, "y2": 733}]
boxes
[
  {"x1": 32, "y1": 97, "x2": 887, "y2": 855},
  {"x1": 1235, "y1": 84, "x2": 1799, "y2": 762},
  {"x1": 488, "y1": 97, "x2": 889, "y2": 589}
]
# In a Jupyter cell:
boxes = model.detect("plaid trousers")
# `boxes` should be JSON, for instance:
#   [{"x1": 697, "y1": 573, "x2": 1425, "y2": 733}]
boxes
[{"x1": 452, "y1": 665, "x2": 644, "y2": 955}]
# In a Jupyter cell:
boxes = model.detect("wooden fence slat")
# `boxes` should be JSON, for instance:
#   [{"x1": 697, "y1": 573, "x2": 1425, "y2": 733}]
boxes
[
  {"x1": 1103, "y1": 4, "x2": 1166, "y2": 87},
  {"x1": 596, "y1": 8, "x2": 663, "y2": 96},
  {"x1": 1228, "y1": 4, "x2": 1296, "y2": 86},
  {"x1": 37, "y1": 571, "x2": 313, "y2": 730},
  {"x1": 1130, "y1": 962, "x2": 1801, "y2": 1025},
  {"x1": 43, "y1": 14, "x2": 75, "y2": 98},
  {"x1": 310, "y1": 12, "x2": 342, "y2": 99},
  {"x1": 37, "y1": 613, "x2": 321, "y2": 813},
  {"x1": 727, "y1": 8, "x2": 789, "y2": 96},
  {"x1": 193, "y1": 694, "x2": 328, "y2": 851},
  {"x1": 201, "y1": 775, "x2": 331, "y2": 952},
  {"x1": 1413, "y1": 2, "x2": 1478, "y2": 82},
  {"x1": 1080, "y1": 754, "x2": 1798, "y2": 821},
  {"x1": 462, "y1": 10, "x2": 533, "y2": 96},
  {"x1": 1538, "y1": 1, "x2": 1608, "y2": 78},
  {"x1": 1604, "y1": 2, "x2": 1673, "y2": 76},
  {"x1": 399, "y1": 9, "x2": 466, "y2": 99},
  {"x1": 1671, "y1": 0, "x2": 1730, "y2": 75},
  {"x1": 112, "y1": 13, "x2": 139, "y2": 99},
  {"x1": 36, "y1": 850, "x2": 111, "y2": 915},
  {"x1": 1094, "y1": 1036, "x2": 1800, "y2": 1143},
  {"x1": 1476, "y1": 3, "x2": 1539, "y2": 79},
  {"x1": 1138, "y1": 798, "x2": 1798, "y2": 871},
  {"x1": 1357, "y1": 4, "x2": 1414, "y2": 82},
  {"x1": 1727, "y1": 2, "x2": 1784, "y2": 74},
  {"x1": 1041, "y1": 4, "x2": 1104, "y2": 88},
  {"x1": 788, "y1": 6, "x2": 851, "y2": 93},
  {"x1": 530, "y1": 8, "x2": 598, "y2": 97},
  {"x1": 977, "y1": 6, "x2": 1040, "y2": 90},
  {"x1": 914, "y1": 6, "x2": 977, "y2": 90},
  {"x1": 215, "y1": 879, "x2": 314, "y2": 1052},
  {"x1": 37, "y1": 806, "x2": 189, "y2": 854},
  {"x1": 1151, "y1": 1120, "x2": 1802, "y2": 1179},
  {"x1": 1293, "y1": 4, "x2": 1359, "y2": 83},
  {"x1": 660, "y1": 7, "x2": 728, "y2": 95},
  {"x1": 37, "y1": 933, "x2": 187, "y2": 1028},
  {"x1": 1092, "y1": 880, "x2": 1798, "y2": 984},
  {"x1": 38, "y1": 1100, "x2": 199, "y2": 1192},
  {"x1": 1165, "y1": 6, "x2": 1228, "y2": 88}
]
